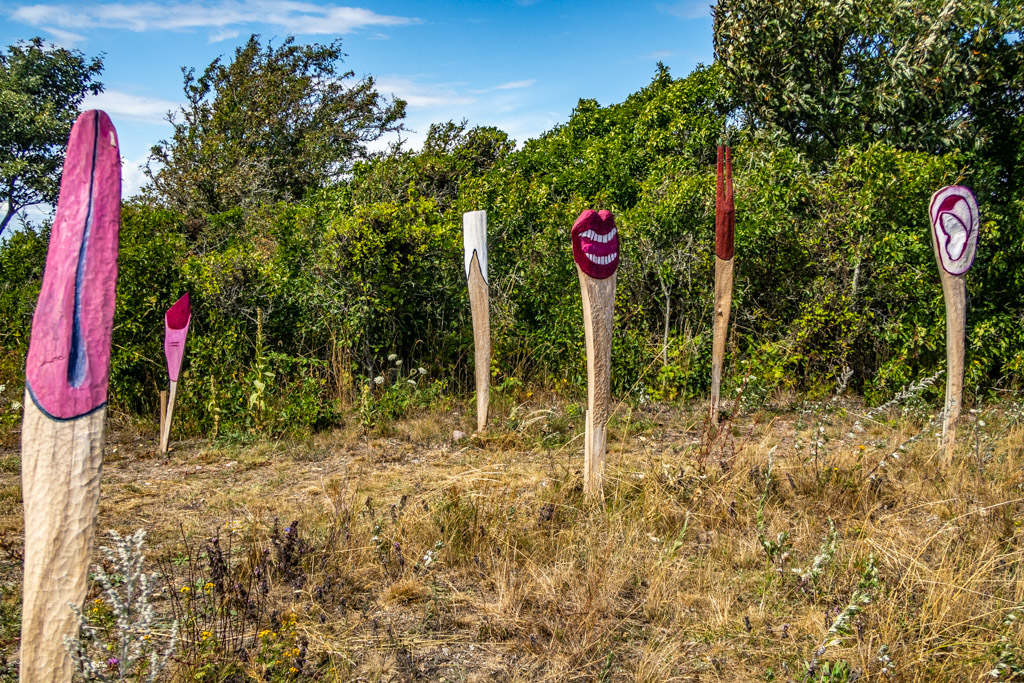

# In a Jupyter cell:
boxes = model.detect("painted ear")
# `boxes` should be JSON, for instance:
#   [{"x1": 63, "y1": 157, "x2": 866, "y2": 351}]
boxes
[
  {"x1": 25, "y1": 110, "x2": 121, "y2": 420},
  {"x1": 929, "y1": 186, "x2": 979, "y2": 276}
]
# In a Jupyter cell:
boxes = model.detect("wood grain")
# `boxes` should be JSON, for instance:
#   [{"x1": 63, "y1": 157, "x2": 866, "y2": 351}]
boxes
[
  {"x1": 939, "y1": 270, "x2": 966, "y2": 462},
  {"x1": 159, "y1": 389, "x2": 167, "y2": 441},
  {"x1": 160, "y1": 380, "x2": 178, "y2": 453},
  {"x1": 467, "y1": 253, "x2": 490, "y2": 432},
  {"x1": 20, "y1": 396, "x2": 106, "y2": 682},
  {"x1": 710, "y1": 256, "x2": 734, "y2": 425},
  {"x1": 578, "y1": 268, "x2": 616, "y2": 498}
]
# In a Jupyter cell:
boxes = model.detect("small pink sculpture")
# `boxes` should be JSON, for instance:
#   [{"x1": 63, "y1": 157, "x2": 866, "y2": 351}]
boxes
[{"x1": 160, "y1": 293, "x2": 191, "y2": 453}]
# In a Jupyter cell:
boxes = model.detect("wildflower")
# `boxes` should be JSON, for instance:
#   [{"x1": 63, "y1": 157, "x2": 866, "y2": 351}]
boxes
[
  {"x1": 859, "y1": 445, "x2": 866, "y2": 450},
  {"x1": 407, "y1": 379, "x2": 416, "y2": 386},
  {"x1": 201, "y1": 630, "x2": 212, "y2": 641},
  {"x1": 387, "y1": 353, "x2": 398, "y2": 362},
  {"x1": 290, "y1": 667, "x2": 299, "y2": 674},
  {"x1": 204, "y1": 582, "x2": 214, "y2": 593},
  {"x1": 373, "y1": 376, "x2": 384, "y2": 385},
  {"x1": 418, "y1": 367, "x2": 427, "y2": 375},
  {"x1": 180, "y1": 586, "x2": 190, "y2": 593},
  {"x1": 107, "y1": 657, "x2": 119, "y2": 668}
]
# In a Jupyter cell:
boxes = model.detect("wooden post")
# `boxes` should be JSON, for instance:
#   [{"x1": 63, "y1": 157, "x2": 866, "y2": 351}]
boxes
[
  {"x1": 463, "y1": 211, "x2": 490, "y2": 432},
  {"x1": 159, "y1": 389, "x2": 168, "y2": 438},
  {"x1": 928, "y1": 186, "x2": 979, "y2": 463},
  {"x1": 572, "y1": 210, "x2": 619, "y2": 499},
  {"x1": 711, "y1": 145, "x2": 735, "y2": 426},
  {"x1": 160, "y1": 293, "x2": 191, "y2": 453},
  {"x1": 20, "y1": 110, "x2": 121, "y2": 683}
]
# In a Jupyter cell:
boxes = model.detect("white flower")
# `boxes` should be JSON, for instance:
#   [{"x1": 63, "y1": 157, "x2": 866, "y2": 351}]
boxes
[
  {"x1": 407, "y1": 380, "x2": 416, "y2": 386},
  {"x1": 418, "y1": 367, "x2": 427, "y2": 375},
  {"x1": 395, "y1": 359, "x2": 403, "y2": 366},
  {"x1": 387, "y1": 353, "x2": 398, "y2": 362},
  {"x1": 373, "y1": 376, "x2": 384, "y2": 385}
]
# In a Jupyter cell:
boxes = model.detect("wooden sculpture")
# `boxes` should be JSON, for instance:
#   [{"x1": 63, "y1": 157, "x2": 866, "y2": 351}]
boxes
[
  {"x1": 463, "y1": 211, "x2": 490, "y2": 432},
  {"x1": 160, "y1": 292, "x2": 191, "y2": 453},
  {"x1": 573, "y1": 209, "x2": 619, "y2": 498},
  {"x1": 20, "y1": 110, "x2": 120, "y2": 682},
  {"x1": 928, "y1": 185, "x2": 979, "y2": 462},
  {"x1": 710, "y1": 145, "x2": 735, "y2": 426}
]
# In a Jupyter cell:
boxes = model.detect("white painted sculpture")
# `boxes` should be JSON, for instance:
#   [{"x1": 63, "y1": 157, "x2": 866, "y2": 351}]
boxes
[{"x1": 464, "y1": 211, "x2": 490, "y2": 432}]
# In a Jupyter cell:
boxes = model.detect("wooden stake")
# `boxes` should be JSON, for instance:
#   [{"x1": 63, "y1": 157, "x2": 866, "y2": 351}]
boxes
[
  {"x1": 463, "y1": 211, "x2": 490, "y2": 432},
  {"x1": 928, "y1": 186, "x2": 979, "y2": 463},
  {"x1": 160, "y1": 380, "x2": 178, "y2": 453},
  {"x1": 711, "y1": 146, "x2": 735, "y2": 425},
  {"x1": 20, "y1": 110, "x2": 121, "y2": 682},
  {"x1": 159, "y1": 389, "x2": 167, "y2": 438},
  {"x1": 572, "y1": 210, "x2": 619, "y2": 498}
]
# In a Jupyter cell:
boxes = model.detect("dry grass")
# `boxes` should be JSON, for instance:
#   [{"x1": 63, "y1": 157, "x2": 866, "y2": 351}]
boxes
[{"x1": 0, "y1": 396, "x2": 1023, "y2": 681}]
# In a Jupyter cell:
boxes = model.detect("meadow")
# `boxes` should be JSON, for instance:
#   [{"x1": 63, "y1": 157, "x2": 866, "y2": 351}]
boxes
[{"x1": 0, "y1": 389, "x2": 1021, "y2": 681}]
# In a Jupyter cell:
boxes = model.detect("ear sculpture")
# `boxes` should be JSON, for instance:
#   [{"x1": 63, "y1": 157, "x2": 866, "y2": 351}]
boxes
[
  {"x1": 160, "y1": 292, "x2": 191, "y2": 453},
  {"x1": 929, "y1": 186, "x2": 979, "y2": 462},
  {"x1": 20, "y1": 110, "x2": 120, "y2": 682},
  {"x1": 710, "y1": 145, "x2": 735, "y2": 426},
  {"x1": 463, "y1": 211, "x2": 490, "y2": 432},
  {"x1": 572, "y1": 209, "x2": 619, "y2": 498}
]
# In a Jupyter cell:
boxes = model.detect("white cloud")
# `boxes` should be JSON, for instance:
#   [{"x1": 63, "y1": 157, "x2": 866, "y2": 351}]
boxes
[
  {"x1": 82, "y1": 90, "x2": 179, "y2": 125},
  {"x1": 40, "y1": 26, "x2": 86, "y2": 46},
  {"x1": 121, "y1": 154, "x2": 151, "y2": 198},
  {"x1": 209, "y1": 28, "x2": 239, "y2": 43},
  {"x1": 657, "y1": 1, "x2": 711, "y2": 20},
  {"x1": 9, "y1": 1, "x2": 419, "y2": 38},
  {"x1": 640, "y1": 50, "x2": 675, "y2": 60},
  {"x1": 375, "y1": 76, "x2": 476, "y2": 110},
  {"x1": 494, "y1": 79, "x2": 535, "y2": 90}
]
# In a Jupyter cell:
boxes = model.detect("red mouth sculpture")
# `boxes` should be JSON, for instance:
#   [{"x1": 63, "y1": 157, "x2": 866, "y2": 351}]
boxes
[{"x1": 572, "y1": 210, "x2": 619, "y2": 280}]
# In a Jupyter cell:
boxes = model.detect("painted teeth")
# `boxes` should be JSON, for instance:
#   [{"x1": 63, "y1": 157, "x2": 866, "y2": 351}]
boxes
[
  {"x1": 585, "y1": 251, "x2": 618, "y2": 265},
  {"x1": 580, "y1": 227, "x2": 617, "y2": 243}
]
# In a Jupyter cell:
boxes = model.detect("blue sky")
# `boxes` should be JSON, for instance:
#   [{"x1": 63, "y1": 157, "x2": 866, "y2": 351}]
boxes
[{"x1": 1, "y1": 0, "x2": 715, "y2": 201}]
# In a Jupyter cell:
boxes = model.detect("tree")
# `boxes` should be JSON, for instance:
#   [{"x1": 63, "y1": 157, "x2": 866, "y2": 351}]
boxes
[
  {"x1": 146, "y1": 35, "x2": 406, "y2": 221},
  {"x1": 0, "y1": 37, "x2": 103, "y2": 236},
  {"x1": 713, "y1": 0, "x2": 1024, "y2": 160}
]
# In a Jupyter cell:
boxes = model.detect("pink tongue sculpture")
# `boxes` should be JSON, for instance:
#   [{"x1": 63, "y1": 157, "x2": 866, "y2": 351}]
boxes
[
  {"x1": 20, "y1": 110, "x2": 121, "y2": 682},
  {"x1": 160, "y1": 293, "x2": 191, "y2": 453},
  {"x1": 572, "y1": 210, "x2": 620, "y2": 498}
]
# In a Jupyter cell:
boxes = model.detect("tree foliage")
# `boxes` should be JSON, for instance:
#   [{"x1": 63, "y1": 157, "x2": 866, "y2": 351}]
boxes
[
  {"x1": 0, "y1": 37, "x2": 103, "y2": 235},
  {"x1": 714, "y1": 0, "x2": 1024, "y2": 159},
  {"x1": 1, "y1": 18, "x2": 1023, "y2": 436},
  {"x1": 146, "y1": 35, "x2": 406, "y2": 222}
]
